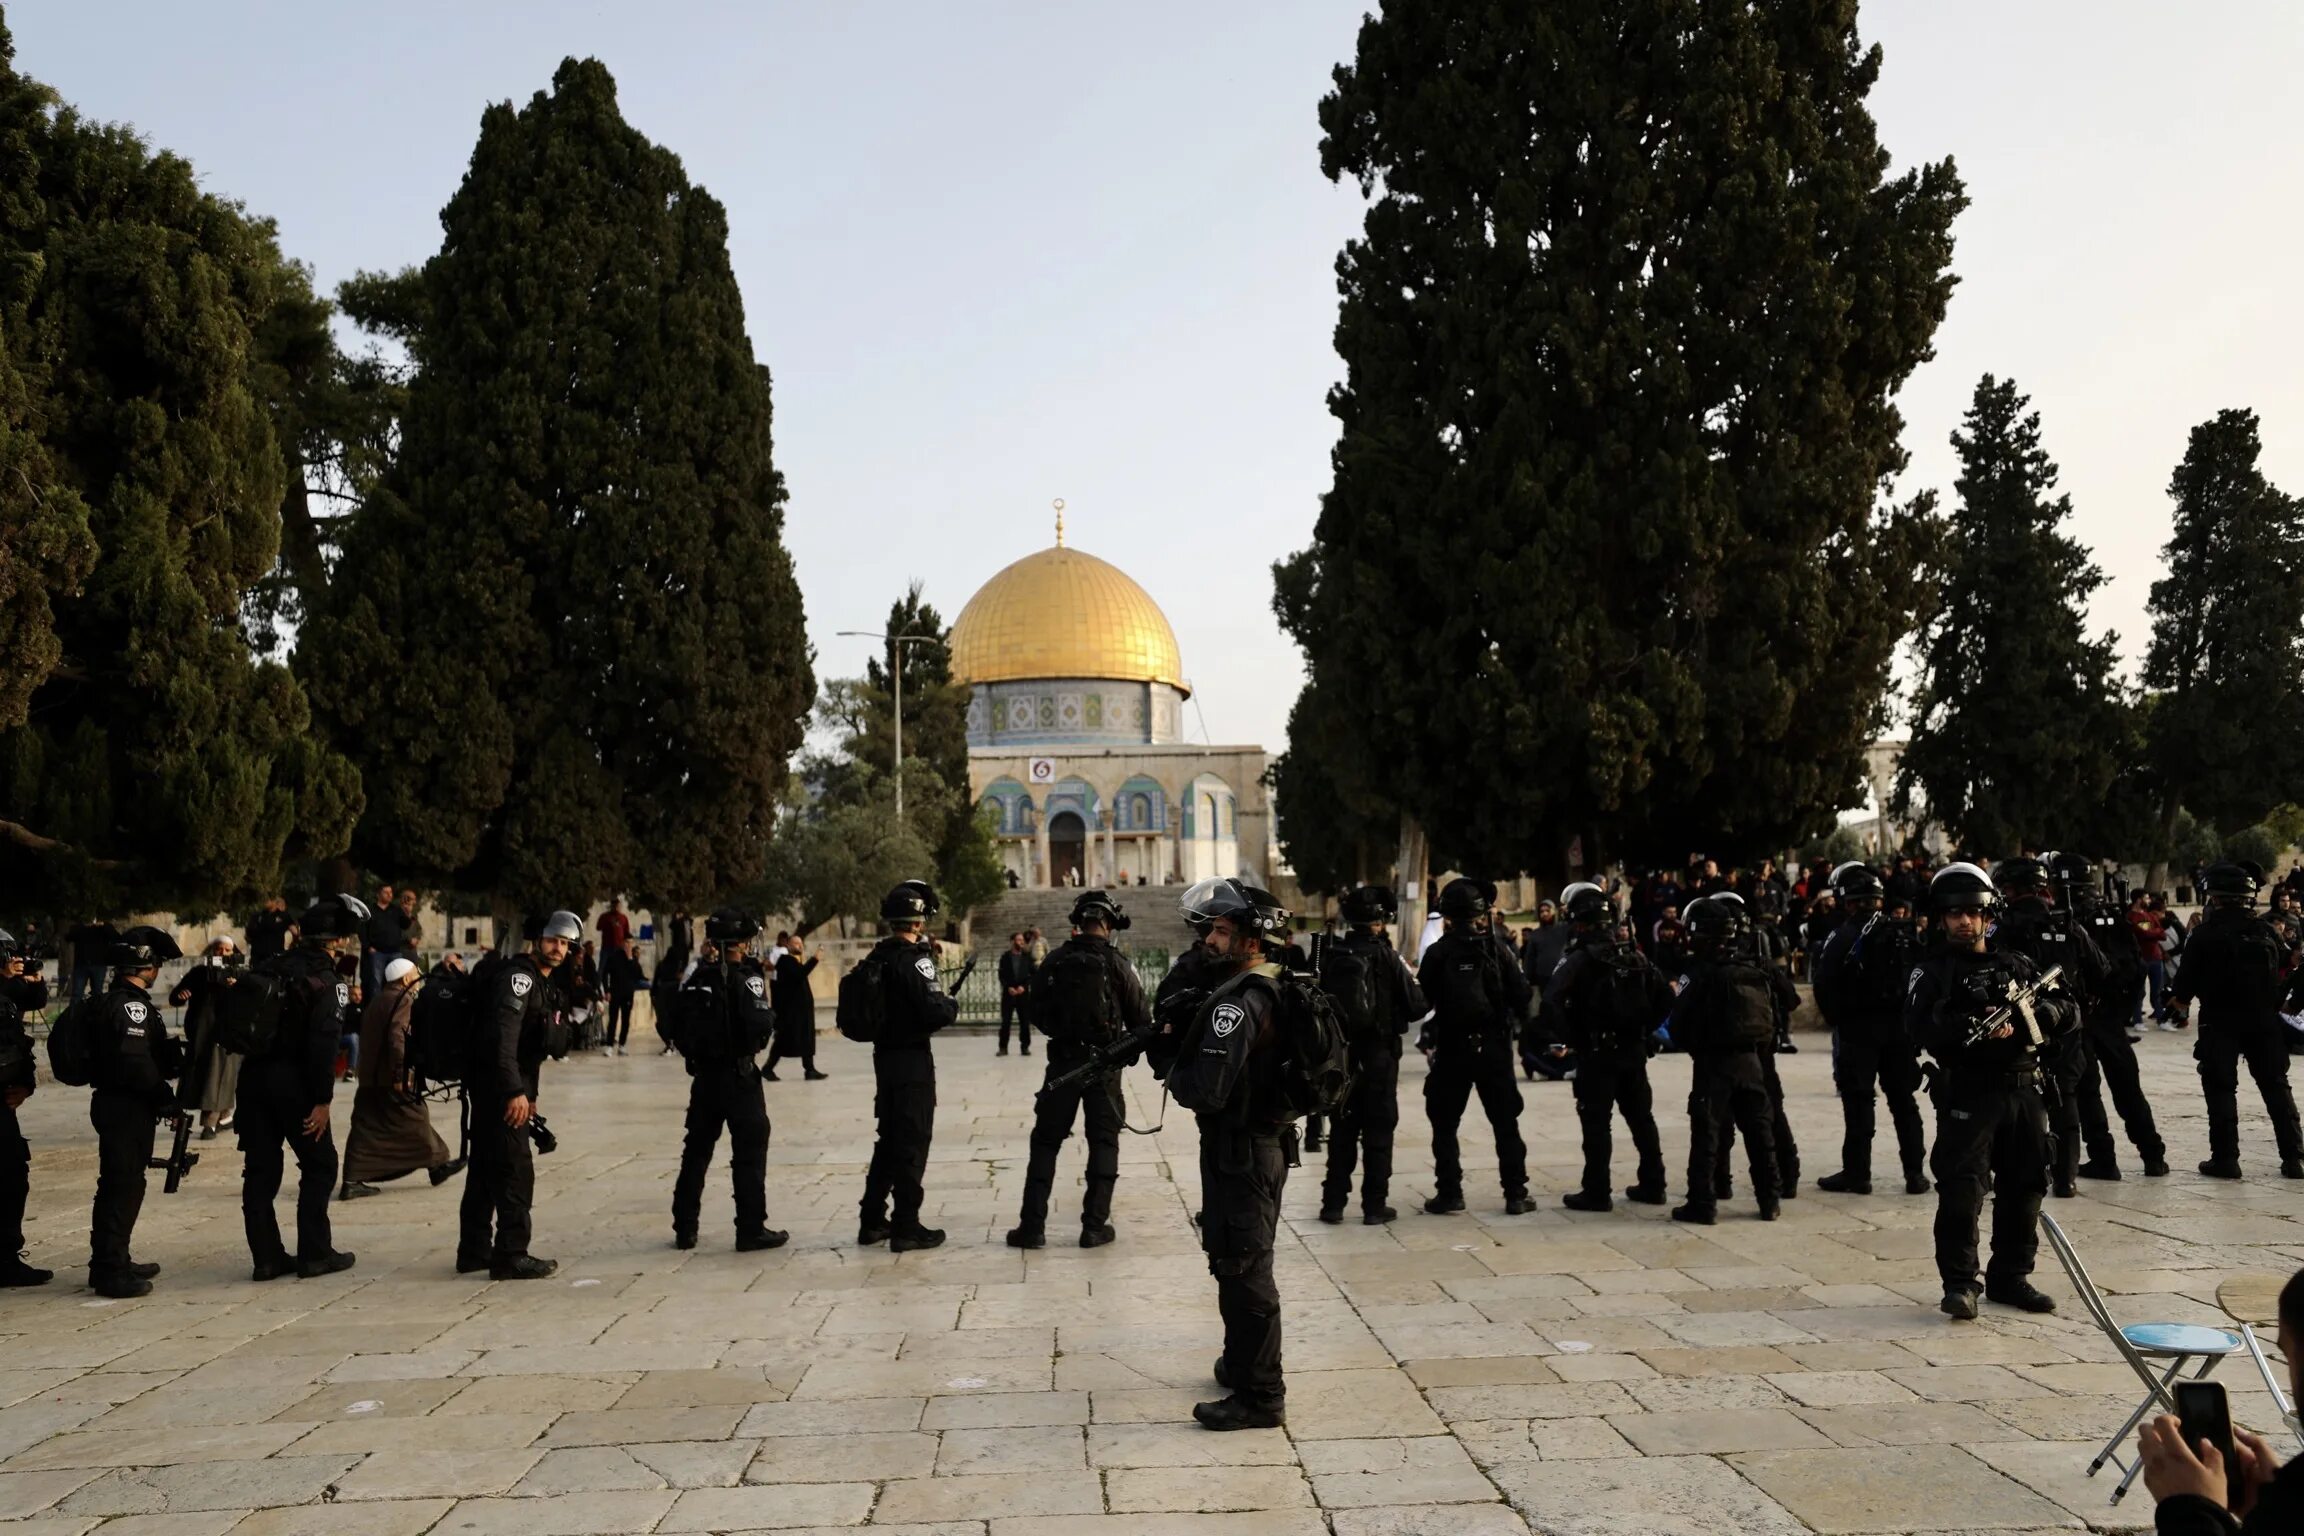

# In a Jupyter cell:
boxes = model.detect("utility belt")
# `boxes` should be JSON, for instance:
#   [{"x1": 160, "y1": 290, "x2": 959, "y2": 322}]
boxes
[{"x1": 1939, "y1": 1063, "x2": 2043, "y2": 1093}]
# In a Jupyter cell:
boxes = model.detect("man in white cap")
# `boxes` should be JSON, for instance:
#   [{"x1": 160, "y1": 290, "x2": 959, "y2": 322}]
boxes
[{"x1": 339, "y1": 956, "x2": 455, "y2": 1201}]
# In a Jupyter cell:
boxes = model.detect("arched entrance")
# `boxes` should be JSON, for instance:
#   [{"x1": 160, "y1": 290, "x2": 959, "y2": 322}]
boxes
[{"x1": 1049, "y1": 810, "x2": 1087, "y2": 887}]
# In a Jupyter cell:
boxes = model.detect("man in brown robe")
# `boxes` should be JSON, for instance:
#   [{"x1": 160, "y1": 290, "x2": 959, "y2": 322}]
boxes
[{"x1": 340, "y1": 958, "x2": 457, "y2": 1199}]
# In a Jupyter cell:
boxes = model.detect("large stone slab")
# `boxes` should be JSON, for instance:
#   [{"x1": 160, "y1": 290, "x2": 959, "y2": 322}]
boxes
[{"x1": 1730, "y1": 1445, "x2": 2079, "y2": 1532}]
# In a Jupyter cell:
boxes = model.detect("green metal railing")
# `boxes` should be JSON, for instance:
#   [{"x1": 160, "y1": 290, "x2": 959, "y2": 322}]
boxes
[{"x1": 939, "y1": 949, "x2": 1170, "y2": 1025}]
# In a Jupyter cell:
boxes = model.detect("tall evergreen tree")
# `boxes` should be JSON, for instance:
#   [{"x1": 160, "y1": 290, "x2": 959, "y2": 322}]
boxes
[
  {"x1": 301, "y1": 58, "x2": 812, "y2": 915},
  {"x1": 2142, "y1": 408, "x2": 2304, "y2": 845},
  {"x1": 1278, "y1": 0, "x2": 1963, "y2": 875},
  {"x1": 1897, "y1": 376, "x2": 2128, "y2": 854},
  {"x1": 0, "y1": 19, "x2": 358, "y2": 915}
]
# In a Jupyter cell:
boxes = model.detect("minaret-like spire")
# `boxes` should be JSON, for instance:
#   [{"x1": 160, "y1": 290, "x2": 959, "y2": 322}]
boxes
[{"x1": 1053, "y1": 497, "x2": 1066, "y2": 548}]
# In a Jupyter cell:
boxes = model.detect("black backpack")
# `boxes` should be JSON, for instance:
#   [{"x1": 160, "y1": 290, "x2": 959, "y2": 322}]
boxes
[
  {"x1": 407, "y1": 959, "x2": 499, "y2": 1087},
  {"x1": 1423, "y1": 937, "x2": 1500, "y2": 1028},
  {"x1": 1316, "y1": 936, "x2": 1383, "y2": 1050},
  {"x1": 45, "y1": 997, "x2": 97, "y2": 1086},
  {"x1": 673, "y1": 969, "x2": 736, "y2": 1061},
  {"x1": 1033, "y1": 945, "x2": 1112, "y2": 1045},
  {"x1": 1271, "y1": 961, "x2": 1355, "y2": 1121},
  {"x1": 216, "y1": 966, "x2": 293, "y2": 1057},
  {"x1": 1590, "y1": 946, "x2": 1663, "y2": 1046},
  {"x1": 1714, "y1": 962, "x2": 1781, "y2": 1048},
  {"x1": 836, "y1": 947, "x2": 890, "y2": 1043}
]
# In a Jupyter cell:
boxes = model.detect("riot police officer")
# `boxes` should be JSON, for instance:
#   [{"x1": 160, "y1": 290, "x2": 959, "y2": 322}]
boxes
[
  {"x1": 1008, "y1": 890, "x2": 1149, "y2": 1249},
  {"x1": 1166, "y1": 879, "x2": 1294, "y2": 1432},
  {"x1": 1546, "y1": 882, "x2": 1670, "y2": 1211},
  {"x1": 459, "y1": 910, "x2": 578, "y2": 1279},
  {"x1": 1319, "y1": 885, "x2": 1428, "y2": 1226},
  {"x1": 1670, "y1": 895, "x2": 1787, "y2": 1224},
  {"x1": 0, "y1": 933, "x2": 48, "y2": 1286},
  {"x1": 1417, "y1": 878, "x2": 1535, "y2": 1216},
  {"x1": 1908, "y1": 863, "x2": 2073, "y2": 1319},
  {"x1": 669, "y1": 908, "x2": 786, "y2": 1252},
  {"x1": 1704, "y1": 890, "x2": 1801, "y2": 1200},
  {"x1": 1812, "y1": 862, "x2": 1931, "y2": 1196},
  {"x1": 2054, "y1": 852, "x2": 2167, "y2": 1180},
  {"x1": 2171, "y1": 862, "x2": 2304, "y2": 1179},
  {"x1": 1993, "y1": 856, "x2": 2112, "y2": 1199},
  {"x1": 857, "y1": 880, "x2": 957, "y2": 1252},
  {"x1": 240, "y1": 895, "x2": 367, "y2": 1281},
  {"x1": 86, "y1": 925, "x2": 184, "y2": 1297}
]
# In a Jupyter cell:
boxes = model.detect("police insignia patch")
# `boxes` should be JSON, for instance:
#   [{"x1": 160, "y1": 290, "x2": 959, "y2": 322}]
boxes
[
  {"x1": 913, "y1": 955, "x2": 937, "y2": 982},
  {"x1": 745, "y1": 976, "x2": 765, "y2": 996},
  {"x1": 1210, "y1": 1001, "x2": 1245, "y2": 1039},
  {"x1": 335, "y1": 983, "x2": 350, "y2": 1008},
  {"x1": 123, "y1": 1001, "x2": 147, "y2": 1024},
  {"x1": 510, "y1": 974, "x2": 533, "y2": 999}
]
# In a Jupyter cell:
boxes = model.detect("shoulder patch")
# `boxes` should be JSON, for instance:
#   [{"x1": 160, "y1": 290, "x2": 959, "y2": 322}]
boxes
[
  {"x1": 123, "y1": 1000, "x2": 148, "y2": 1024},
  {"x1": 1210, "y1": 1001, "x2": 1246, "y2": 1039},
  {"x1": 1907, "y1": 966, "x2": 1927, "y2": 999},
  {"x1": 744, "y1": 975, "x2": 765, "y2": 996},
  {"x1": 335, "y1": 982, "x2": 350, "y2": 1008},
  {"x1": 913, "y1": 954, "x2": 938, "y2": 982},
  {"x1": 510, "y1": 973, "x2": 533, "y2": 999}
]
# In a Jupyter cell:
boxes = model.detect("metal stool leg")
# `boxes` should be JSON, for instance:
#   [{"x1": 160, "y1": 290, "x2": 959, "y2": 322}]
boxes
[{"x1": 2093, "y1": 1355, "x2": 2188, "y2": 1479}]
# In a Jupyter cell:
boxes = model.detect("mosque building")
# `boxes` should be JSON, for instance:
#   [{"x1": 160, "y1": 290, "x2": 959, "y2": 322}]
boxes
[{"x1": 947, "y1": 504, "x2": 1269, "y2": 890}]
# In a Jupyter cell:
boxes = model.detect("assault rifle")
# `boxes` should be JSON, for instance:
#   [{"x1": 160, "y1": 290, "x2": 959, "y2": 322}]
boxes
[
  {"x1": 944, "y1": 957, "x2": 979, "y2": 998},
  {"x1": 151, "y1": 990, "x2": 215, "y2": 1194},
  {"x1": 151, "y1": 1108, "x2": 200, "y2": 1194},
  {"x1": 1036, "y1": 1018, "x2": 1162, "y2": 1103},
  {"x1": 1958, "y1": 964, "x2": 2064, "y2": 1051}
]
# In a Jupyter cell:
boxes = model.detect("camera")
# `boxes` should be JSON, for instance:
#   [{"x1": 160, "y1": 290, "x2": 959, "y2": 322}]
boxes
[{"x1": 528, "y1": 1114, "x2": 558, "y2": 1156}]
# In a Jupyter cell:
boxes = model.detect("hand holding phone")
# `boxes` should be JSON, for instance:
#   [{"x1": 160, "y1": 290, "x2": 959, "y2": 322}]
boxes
[{"x1": 2175, "y1": 1380, "x2": 2234, "y2": 1464}]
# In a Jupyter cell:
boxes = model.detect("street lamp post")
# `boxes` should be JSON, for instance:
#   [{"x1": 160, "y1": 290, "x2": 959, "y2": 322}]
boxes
[{"x1": 836, "y1": 626, "x2": 943, "y2": 825}]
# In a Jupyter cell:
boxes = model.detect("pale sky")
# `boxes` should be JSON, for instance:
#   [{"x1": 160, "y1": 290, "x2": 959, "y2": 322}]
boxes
[{"x1": 15, "y1": 1, "x2": 2301, "y2": 756}]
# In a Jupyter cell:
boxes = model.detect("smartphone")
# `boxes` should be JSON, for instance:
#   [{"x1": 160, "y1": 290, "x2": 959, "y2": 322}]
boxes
[{"x1": 2174, "y1": 1379, "x2": 2234, "y2": 1462}]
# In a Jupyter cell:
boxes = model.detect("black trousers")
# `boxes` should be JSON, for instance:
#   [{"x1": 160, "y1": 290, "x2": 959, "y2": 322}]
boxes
[
  {"x1": 1714, "y1": 1047, "x2": 1799, "y2": 1193},
  {"x1": 1686, "y1": 1051, "x2": 1776, "y2": 1209},
  {"x1": 1425, "y1": 1038, "x2": 1527, "y2": 1199},
  {"x1": 237, "y1": 1058, "x2": 337, "y2": 1264},
  {"x1": 999, "y1": 996, "x2": 1032, "y2": 1053},
  {"x1": 2197, "y1": 1021, "x2": 2304, "y2": 1165},
  {"x1": 609, "y1": 993, "x2": 635, "y2": 1047},
  {"x1": 862, "y1": 1052, "x2": 935, "y2": 1230},
  {"x1": 0, "y1": 1101, "x2": 25, "y2": 1253},
  {"x1": 673, "y1": 1067, "x2": 771, "y2": 1238},
  {"x1": 459, "y1": 1103, "x2": 536, "y2": 1263},
  {"x1": 1018, "y1": 1063, "x2": 1123, "y2": 1231},
  {"x1": 1323, "y1": 1049, "x2": 1401, "y2": 1214},
  {"x1": 2077, "y1": 1019, "x2": 2164, "y2": 1164},
  {"x1": 1571, "y1": 1050, "x2": 1663, "y2": 1197},
  {"x1": 1930, "y1": 1073, "x2": 2049, "y2": 1293},
  {"x1": 87, "y1": 1088, "x2": 154, "y2": 1277},
  {"x1": 1831, "y1": 1025, "x2": 1928, "y2": 1180},
  {"x1": 1199, "y1": 1120, "x2": 1287, "y2": 1411}
]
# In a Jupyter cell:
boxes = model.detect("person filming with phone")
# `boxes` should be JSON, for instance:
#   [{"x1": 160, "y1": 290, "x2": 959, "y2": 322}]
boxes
[{"x1": 2140, "y1": 1265, "x2": 2304, "y2": 1531}]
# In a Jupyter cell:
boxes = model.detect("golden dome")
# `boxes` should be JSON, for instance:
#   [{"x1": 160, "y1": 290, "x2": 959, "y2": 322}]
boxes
[{"x1": 948, "y1": 543, "x2": 1188, "y2": 695}]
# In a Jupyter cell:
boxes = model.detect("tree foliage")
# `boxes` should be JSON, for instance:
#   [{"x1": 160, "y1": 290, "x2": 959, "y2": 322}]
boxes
[
  {"x1": 1278, "y1": 0, "x2": 1965, "y2": 877},
  {"x1": 1896, "y1": 376, "x2": 2129, "y2": 854},
  {"x1": 0, "y1": 20, "x2": 358, "y2": 916},
  {"x1": 2142, "y1": 408, "x2": 2304, "y2": 835},
  {"x1": 300, "y1": 57, "x2": 812, "y2": 914}
]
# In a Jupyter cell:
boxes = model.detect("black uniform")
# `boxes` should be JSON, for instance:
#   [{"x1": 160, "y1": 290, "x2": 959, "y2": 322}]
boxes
[
  {"x1": 460, "y1": 953, "x2": 553, "y2": 1267},
  {"x1": 1673, "y1": 955, "x2": 1788, "y2": 1216},
  {"x1": 246, "y1": 909, "x2": 296, "y2": 963},
  {"x1": 859, "y1": 937, "x2": 957, "y2": 1235},
  {"x1": 2073, "y1": 900, "x2": 2166, "y2": 1173},
  {"x1": 1544, "y1": 931, "x2": 1670, "y2": 1202},
  {"x1": 238, "y1": 946, "x2": 350, "y2": 1267},
  {"x1": 1812, "y1": 912, "x2": 1930, "y2": 1189},
  {"x1": 1170, "y1": 963, "x2": 1288, "y2": 1416},
  {"x1": 1016, "y1": 933, "x2": 1149, "y2": 1238},
  {"x1": 1995, "y1": 901, "x2": 2112, "y2": 1193},
  {"x1": 997, "y1": 945, "x2": 1036, "y2": 1055},
  {"x1": 1419, "y1": 925, "x2": 1533, "y2": 1205},
  {"x1": 1909, "y1": 944, "x2": 2074, "y2": 1298},
  {"x1": 87, "y1": 978, "x2": 182, "y2": 1287},
  {"x1": 670, "y1": 958, "x2": 778, "y2": 1243},
  {"x1": 1721, "y1": 944, "x2": 1802, "y2": 1196},
  {"x1": 0, "y1": 974, "x2": 43, "y2": 1264},
  {"x1": 1320, "y1": 930, "x2": 1427, "y2": 1220},
  {"x1": 2171, "y1": 906, "x2": 2304, "y2": 1172}
]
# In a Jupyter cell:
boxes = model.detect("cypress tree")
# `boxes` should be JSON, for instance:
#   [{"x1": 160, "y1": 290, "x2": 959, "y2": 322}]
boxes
[
  {"x1": 1897, "y1": 376, "x2": 2128, "y2": 854},
  {"x1": 2142, "y1": 409, "x2": 2304, "y2": 846},
  {"x1": 302, "y1": 58, "x2": 812, "y2": 914},
  {"x1": 0, "y1": 19, "x2": 358, "y2": 915},
  {"x1": 1278, "y1": 0, "x2": 1964, "y2": 874}
]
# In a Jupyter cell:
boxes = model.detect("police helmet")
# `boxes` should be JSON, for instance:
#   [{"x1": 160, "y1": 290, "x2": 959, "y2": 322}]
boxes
[
  {"x1": 109, "y1": 925, "x2": 183, "y2": 969},
  {"x1": 1997, "y1": 856, "x2": 2053, "y2": 902},
  {"x1": 705, "y1": 907, "x2": 760, "y2": 945},
  {"x1": 1560, "y1": 881, "x2": 1613, "y2": 927},
  {"x1": 1195, "y1": 879, "x2": 1291, "y2": 944},
  {"x1": 1070, "y1": 890, "x2": 1130, "y2": 930},
  {"x1": 2203, "y1": 861, "x2": 2261, "y2": 906},
  {"x1": 0, "y1": 926, "x2": 14, "y2": 964},
  {"x1": 1338, "y1": 885, "x2": 1397, "y2": 926},
  {"x1": 1828, "y1": 861, "x2": 1885, "y2": 902},
  {"x1": 1684, "y1": 895, "x2": 1745, "y2": 948},
  {"x1": 1928, "y1": 862, "x2": 1999, "y2": 914},
  {"x1": 1178, "y1": 878, "x2": 1227, "y2": 930},
  {"x1": 1436, "y1": 878, "x2": 1489, "y2": 922},
  {"x1": 880, "y1": 879, "x2": 939, "y2": 924},
  {"x1": 299, "y1": 893, "x2": 373, "y2": 940},
  {"x1": 2046, "y1": 851, "x2": 2093, "y2": 890},
  {"x1": 539, "y1": 910, "x2": 583, "y2": 944}
]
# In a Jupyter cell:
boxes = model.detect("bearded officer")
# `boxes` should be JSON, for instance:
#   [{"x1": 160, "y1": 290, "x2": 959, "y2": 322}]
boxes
[
  {"x1": 857, "y1": 880, "x2": 957, "y2": 1252},
  {"x1": 240, "y1": 894, "x2": 367, "y2": 1281},
  {"x1": 86, "y1": 926, "x2": 185, "y2": 1297},
  {"x1": 1318, "y1": 885, "x2": 1427, "y2": 1226},
  {"x1": 459, "y1": 910, "x2": 578, "y2": 1280},
  {"x1": 670, "y1": 909, "x2": 787, "y2": 1252}
]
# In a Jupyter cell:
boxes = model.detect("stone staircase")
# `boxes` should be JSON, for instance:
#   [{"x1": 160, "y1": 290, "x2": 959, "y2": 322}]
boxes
[{"x1": 962, "y1": 884, "x2": 1196, "y2": 963}]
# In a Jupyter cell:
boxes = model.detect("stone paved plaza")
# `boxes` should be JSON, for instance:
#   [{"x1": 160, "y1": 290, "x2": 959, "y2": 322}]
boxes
[{"x1": 2, "y1": 1021, "x2": 2300, "y2": 1535}]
